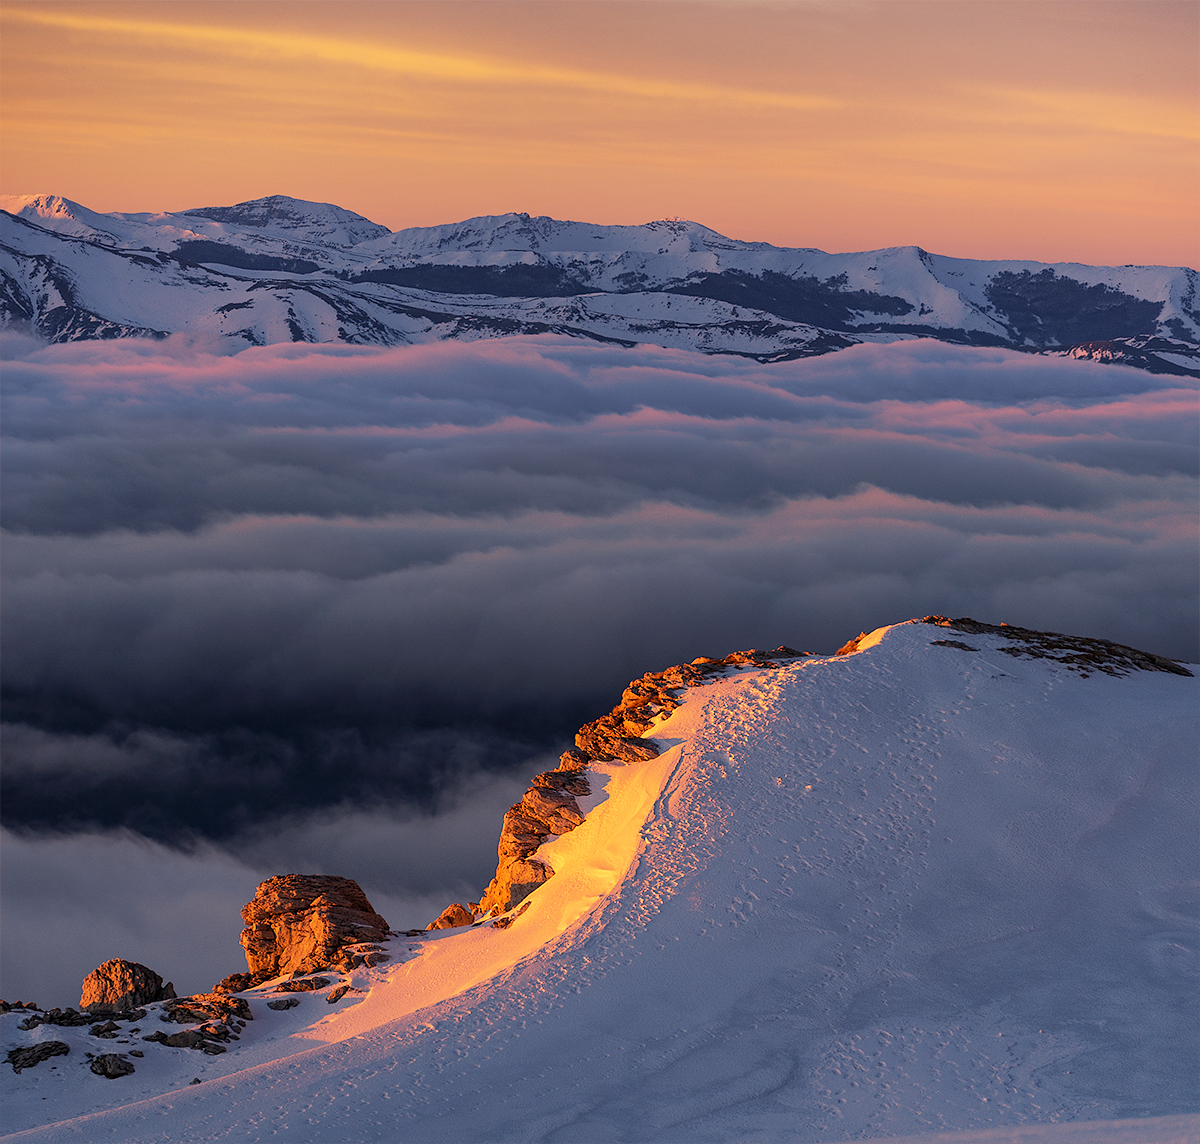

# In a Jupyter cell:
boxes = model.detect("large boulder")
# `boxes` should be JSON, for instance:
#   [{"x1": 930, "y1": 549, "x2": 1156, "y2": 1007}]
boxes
[
  {"x1": 80, "y1": 959, "x2": 175, "y2": 1013},
  {"x1": 238, "y1": 875, "x2": 390, "y2": 983}
]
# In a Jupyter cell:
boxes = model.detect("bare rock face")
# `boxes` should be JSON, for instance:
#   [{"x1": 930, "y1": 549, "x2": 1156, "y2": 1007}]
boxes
[
  {"x1": 476, "y1": 768, "x2": 592, "y2": 917},
  {"x1": 443, "y1": 645, "x2": 810, "y2": 924},
  {"x1": 238, "y1": 875, "x2": 390, "y2": 983},
  {"x1": 80, "y1": 959, "x2": 176, "y2": 1013},
  {"x1": 426, "y1": 903, "x2": 474, "y2": 930}
]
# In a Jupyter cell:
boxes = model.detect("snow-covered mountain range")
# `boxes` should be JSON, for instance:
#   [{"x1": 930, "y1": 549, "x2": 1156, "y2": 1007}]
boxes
[
  {"x1": 4, "y1": 618, "x2": 1196, "y2": 1143},
  {"x1": 2, "y1": 195, "x2": 1197, "y2": 374}
]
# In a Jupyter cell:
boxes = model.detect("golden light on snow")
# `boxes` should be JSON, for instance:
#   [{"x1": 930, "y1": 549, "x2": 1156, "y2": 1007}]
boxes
[{"x1": 1, "y1": 0, "x2": 1197, "y2": 265}]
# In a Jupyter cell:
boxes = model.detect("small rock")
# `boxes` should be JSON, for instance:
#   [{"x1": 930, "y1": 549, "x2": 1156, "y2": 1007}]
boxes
[
  {"x1": 6, "y1": 1042, "x2": 69, "y2": 1073},
  {"x1": 161, "y1": 1030, "x2": 205, "y2": 1048},
  {"x1": 273, "y1": 977, "x2": 330, "y2": 993},
  {"x1": 190, "y1": 1077, "x2": 201, "y2": 1084},
  {"x1": 90, "y1": 1020, "x2": 122, "y2": 1038},
  {"x1": 90, "y1": 1054, "x2": 136, "y2": 1078},
  {"x1": 129, "y1": 1050, "x2": 144, "y2": 1058},
  {"x1": 267, "y1": 998, "x2": 300, "y2": 1010},
  {"x1": 327, "y1": 985, "x2": 350, "y2": 1003}
]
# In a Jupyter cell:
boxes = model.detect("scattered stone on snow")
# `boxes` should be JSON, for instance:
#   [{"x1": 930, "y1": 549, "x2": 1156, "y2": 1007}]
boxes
[
  {"x1": 267, "y1": 998, "x2": 301, "y2": 1010},
  {"x1": 89, "y1": 1053, "x2": 136, "y2": 1078},
  {"x1": 327, "y1": 985, "x2": 350, "y2": 1003},
  {"x1": 161, "y1": 994, "x2": 252, "y2": 1025},
  {"x1": 921, "y1": 616, "x2": 1194, "y2": 677},
  {"x1": 0, "y1": 1001, "x2": 41, "y2": 1014},
  {"x1": 6, "y1": 1042, "x2": 69, "y2": 1073},
  {"x1": 80, "y1": 959, "x2": 176, "y2": 1013},
  {"x1": 273, "y1": 977, "x2": 330, "y2": 994},
  {"x1": 142, "y1": 1029, "x2": 227, "y2": 1054},
  {"x1": 19, "y1": 1008, "x2": 94, "y2": 1030},
  {"x1": 490, "y1": 901, "x2": 532, "y2": 930}
]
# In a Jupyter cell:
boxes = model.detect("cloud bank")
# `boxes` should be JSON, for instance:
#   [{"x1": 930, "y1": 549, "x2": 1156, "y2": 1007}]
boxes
[{"x1": 2, "y1": 333, "x2": 1195, "y2": 1002}]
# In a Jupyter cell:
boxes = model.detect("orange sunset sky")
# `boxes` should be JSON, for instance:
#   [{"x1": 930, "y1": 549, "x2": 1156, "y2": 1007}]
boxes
[{"x1": 1, "y1": 0, "x2": 1197, "y2": 266}]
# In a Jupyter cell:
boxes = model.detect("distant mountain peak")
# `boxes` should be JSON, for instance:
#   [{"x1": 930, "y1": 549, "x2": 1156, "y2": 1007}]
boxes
[{"x1": 181, "y1": 195, "x2": 391, "y2": 247}]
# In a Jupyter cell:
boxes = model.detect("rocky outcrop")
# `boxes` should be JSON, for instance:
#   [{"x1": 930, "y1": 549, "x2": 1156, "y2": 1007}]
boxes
[
  {"x1": 920, "y1": 616, "x2": 1194, "y2": 677},
  {"x1": 80, "y1": 959, "x2": 175, "y2": 1013},
  {"x1": 160, "y1": 994, "x2": 251, "y2": 1025},
  {"x1": 6, "y1": 1042, "x2": 68, "y2": 1073},
  {"x1": 235, "y1": 875, "x2": 390, "y2": 985},
  {"x1": 452, "y1": 646, "x2": 807, "y2": 922},
  {"x1": 476, "y1": 767, "x2": 592, "y2": 917},
  {"x1": 426, "y1": 903, "x2": 474, "y2": 931},
  {"x1": 19, "y1": 1007, "x2": 102, "y2": 1030}
]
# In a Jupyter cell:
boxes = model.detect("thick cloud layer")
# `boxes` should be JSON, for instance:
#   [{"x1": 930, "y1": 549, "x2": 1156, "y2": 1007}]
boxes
[{"x1": 2, "y1": 333, "x2": 1196, "y2": 1003}]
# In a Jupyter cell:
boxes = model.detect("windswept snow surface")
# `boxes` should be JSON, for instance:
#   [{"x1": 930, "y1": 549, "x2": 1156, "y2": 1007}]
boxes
[{"x1": 3, "y1": 621, "x2": 1196, "y2": 1142}]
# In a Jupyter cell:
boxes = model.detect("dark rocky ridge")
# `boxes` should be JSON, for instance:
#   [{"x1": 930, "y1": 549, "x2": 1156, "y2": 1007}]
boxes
[{"x1": 432, "y1": 645, "x2": 809, "y2": 925}]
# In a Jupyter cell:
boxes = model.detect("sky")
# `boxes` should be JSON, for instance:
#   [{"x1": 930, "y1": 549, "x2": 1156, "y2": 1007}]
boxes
[{"x1": 1, "y1": 0, "x2": 1198, "y2": 266}]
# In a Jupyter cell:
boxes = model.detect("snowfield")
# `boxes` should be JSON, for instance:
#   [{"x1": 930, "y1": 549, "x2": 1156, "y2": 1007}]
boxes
[{"x1": 2, "y1": 619, "x2": 1196, "y2": 1142}]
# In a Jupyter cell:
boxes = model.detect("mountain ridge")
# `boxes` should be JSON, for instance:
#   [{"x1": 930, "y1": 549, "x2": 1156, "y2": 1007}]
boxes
[{"x1": 2, "y1": 194, "x2": 1197, "y2": 374}]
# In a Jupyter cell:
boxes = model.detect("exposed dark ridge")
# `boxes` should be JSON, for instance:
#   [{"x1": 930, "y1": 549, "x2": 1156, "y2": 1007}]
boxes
[
  {"x1": 985, "y1": 269, "x2": 1163, "y2": 345},
  {"x1": 663, "y1": 269, "x2": 915, "y2": 328},
  {"x1": 173, "y1": 241, "x2": 320, "y2": 274},
  {"x1": 350, "y1": 263, "x2": 591, "y2": 297}
]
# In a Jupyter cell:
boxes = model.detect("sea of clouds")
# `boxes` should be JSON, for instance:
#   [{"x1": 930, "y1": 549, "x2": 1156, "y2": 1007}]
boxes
[{"x1": 2, "y1": 332, "x2": 1196, "y2": 1002}]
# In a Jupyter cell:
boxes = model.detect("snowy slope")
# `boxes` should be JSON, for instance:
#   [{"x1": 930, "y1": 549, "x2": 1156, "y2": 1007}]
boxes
[
  {"x1": 2, "y1": 196, "x2": 1197, "y2": 372},
  {"x1": 3, "y1": 619, "x2": 1196, "y2": 1142}
]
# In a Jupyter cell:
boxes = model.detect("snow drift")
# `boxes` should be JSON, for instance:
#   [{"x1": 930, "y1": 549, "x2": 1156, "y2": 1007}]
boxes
[{"x1": 2, "y1": 617, "x2": 1196, "y2": 1142}]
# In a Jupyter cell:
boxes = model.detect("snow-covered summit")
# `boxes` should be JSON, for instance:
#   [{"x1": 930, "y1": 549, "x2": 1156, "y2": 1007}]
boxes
[
  {"x1": 360, "y1": 211, "x2": 770, "y2": 259},
  {"x1": 180, "y1": 194, "x2": 392, "y2": 248},
  {"x1": 3, "y1": 617, "x2": 1195, "y2": 1142}
]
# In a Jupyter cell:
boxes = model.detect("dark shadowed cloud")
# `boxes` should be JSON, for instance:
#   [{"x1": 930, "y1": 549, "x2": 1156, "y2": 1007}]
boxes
[{"x1": 2, "y1": 333, "x2": 1196, "y2": 1003}]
